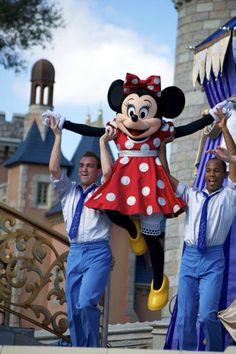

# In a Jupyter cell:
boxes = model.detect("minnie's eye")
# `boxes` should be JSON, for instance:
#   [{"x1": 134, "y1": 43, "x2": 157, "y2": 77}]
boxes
[
  {"x1": 127, "y1": 105, "x2": 136, "y2": 118},
  {"x1": 139, "y1": 106, "x2": 149, "y2": 119}
]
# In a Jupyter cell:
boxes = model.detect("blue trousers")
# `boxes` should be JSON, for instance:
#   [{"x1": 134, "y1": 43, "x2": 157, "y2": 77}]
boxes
[
  {"x1": 66, "y1": 240, "x2": 112, "y2": 347},
  {"x1": 177, "y1": 245, "x2": 225, "y2": 352}
]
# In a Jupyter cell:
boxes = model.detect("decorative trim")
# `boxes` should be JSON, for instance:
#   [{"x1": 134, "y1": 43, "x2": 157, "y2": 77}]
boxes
[{"x1": 193, "y1": 32, "x2": 231, "y2": 88}]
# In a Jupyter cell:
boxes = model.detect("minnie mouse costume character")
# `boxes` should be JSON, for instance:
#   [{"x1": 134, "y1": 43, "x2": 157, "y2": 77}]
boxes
[
  {"x1": 87, "y1": 74, "x2": 186, "y2": 219},
  {"x1": 43, "y1": 73, "x2": 218, "y2": 311}
]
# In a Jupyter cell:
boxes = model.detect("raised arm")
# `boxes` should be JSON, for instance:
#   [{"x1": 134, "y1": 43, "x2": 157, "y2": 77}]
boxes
[
  {"x1": 206, "y1": 146, "x2": 236, "y2": 164},
  {"x1": 216, "y1": 110, "x2": 236, "y2": 182},
  {"x1": 229, "y1": 155, "x2": 236, "y2": 164},
  {"x1": 100, "y1": 127, "x2": 117, "y2": 182},
  {"x1": 159, "y1": 134, "x2": 179, "y2": 192},
  {"x1": 49, "y1": 118, "x2": 62, "y2": 180}
]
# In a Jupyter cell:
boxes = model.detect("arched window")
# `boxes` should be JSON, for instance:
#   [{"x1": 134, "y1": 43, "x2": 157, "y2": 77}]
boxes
[
  {"x1": 43, "y1": 86, "x2": 49, "y2": 105},
  {"x1": 35, "y1": 85, "x2": 40, "y2": 104}
]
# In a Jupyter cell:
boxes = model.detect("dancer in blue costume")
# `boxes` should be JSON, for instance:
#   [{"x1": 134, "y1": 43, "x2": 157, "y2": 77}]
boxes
[
  {"x1": 49, "y1": 117, "x2": 112, "y2": 347},
  {"x1": 160, "y1": 108, "x2": 236, "y2": 352}
]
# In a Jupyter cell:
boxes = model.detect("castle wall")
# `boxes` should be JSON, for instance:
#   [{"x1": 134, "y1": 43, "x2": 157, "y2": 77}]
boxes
[{"x1": 0, "y1": 113, "x2": 24, "y2": 185}]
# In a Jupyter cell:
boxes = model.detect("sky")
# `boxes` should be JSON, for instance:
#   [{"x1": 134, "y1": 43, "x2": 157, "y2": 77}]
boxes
[{"x1": 0, "y1": 0, "x2": 178, "y2": 160}]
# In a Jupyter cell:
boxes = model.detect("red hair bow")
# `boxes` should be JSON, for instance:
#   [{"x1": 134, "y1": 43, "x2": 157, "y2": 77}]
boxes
[{"x1": 123, "y1": 73, "x2": 161, "y2": 96}]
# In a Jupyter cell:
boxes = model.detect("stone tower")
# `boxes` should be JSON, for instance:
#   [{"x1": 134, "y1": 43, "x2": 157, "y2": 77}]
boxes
[
  {"x1": 0, "y1": 113, "x2": 24, "y2": 198},
  {"x1": 164, "y1": 0, "x2": 236, "y2": 318},
  {"x1": 24, "y1": 58, "x2": 55, "y2": 139}
]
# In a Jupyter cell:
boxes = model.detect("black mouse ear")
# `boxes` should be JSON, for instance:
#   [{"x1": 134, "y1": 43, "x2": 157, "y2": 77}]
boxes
[
  {"x1": 107, "y1": 79, "x2": 124, "y2": 112},
  {"x1": 159, "y1": 86, "x2": 185, "y2": 119}
]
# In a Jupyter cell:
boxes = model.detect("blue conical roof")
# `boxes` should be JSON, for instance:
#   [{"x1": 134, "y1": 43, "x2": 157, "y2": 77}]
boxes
[{"x1": 4, "y1": 121, "x2": 71, "y2": 168}]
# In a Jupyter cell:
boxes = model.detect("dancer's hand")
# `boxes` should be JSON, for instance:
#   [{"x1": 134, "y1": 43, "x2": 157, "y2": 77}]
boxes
[
  {"x1": 160, "y1": 132, "x2": 175, "y2": 149},
  {"x1": 214, "y1": 108, "x2": 227, "y2": 130},
  {"x1": 209, "y1": 100, "x2": 231, "y2": 121},
  {"x1": 206, "y1": 146, "x2": 231, "y2": 162},
  {"x1": 42, "y1": 110, "x2": 66, "y2": 129},
  {"x1": 49, "y1": 116, "x2": 62, "y2": 136},
  {"x1": 100, "y1": 126, "x2": 117, "y2": 143}
]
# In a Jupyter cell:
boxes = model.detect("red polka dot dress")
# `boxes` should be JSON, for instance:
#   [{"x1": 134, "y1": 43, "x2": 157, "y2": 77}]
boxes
[{"x1": 85, "y1": 119, "x2": 186, "y2": 218}]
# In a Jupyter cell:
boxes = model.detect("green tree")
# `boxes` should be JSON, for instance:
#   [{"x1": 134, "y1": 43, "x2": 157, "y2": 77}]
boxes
[{"x1": 0, "y1": 0, "x2": 64, "y2": 72}]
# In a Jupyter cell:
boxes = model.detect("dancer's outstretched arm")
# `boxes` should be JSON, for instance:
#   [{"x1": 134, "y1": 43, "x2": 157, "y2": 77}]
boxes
[
  {"x1": 100, "y1": 127, "x2": 117, "y2": 181},
  {"x1": 49, "y1": 117, "x2": 62, "y2": 179},
  {"x1": 159, "y1": 134, "x2": 179, "y2": 192},
  {"x1": 207, "y1": 146, "x2": 236, "y2": 164},
  {"x1": 207, "y1": 108, "x2": 236, "y2": 182}
]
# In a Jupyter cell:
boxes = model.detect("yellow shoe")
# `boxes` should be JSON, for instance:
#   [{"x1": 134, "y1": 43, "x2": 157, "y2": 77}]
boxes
[
  {"x1": 128, "y1": 219, "x2": 147, "y2": 256},
  {"x1": 147, "y1": 275, "x2": 169, "y2": 311}
]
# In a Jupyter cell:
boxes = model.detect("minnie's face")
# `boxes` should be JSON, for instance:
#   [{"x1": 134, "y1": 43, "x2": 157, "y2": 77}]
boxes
[{"x1": 116, "y1": 93, "x2": 161, "y2": 140}]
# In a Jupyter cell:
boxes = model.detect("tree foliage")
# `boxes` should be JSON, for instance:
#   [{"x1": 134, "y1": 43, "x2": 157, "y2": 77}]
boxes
[{"x1": 0, "y1": 0, "x2": 64, "y2": 72}]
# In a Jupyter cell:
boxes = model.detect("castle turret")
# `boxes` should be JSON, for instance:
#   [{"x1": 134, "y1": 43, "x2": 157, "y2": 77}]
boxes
[
  {"x1": 24, "y1": 59, "x2": 55, "y2": 139},
  {"x1": 30, "y1": 59, "x2": 55, "y2": 107}
]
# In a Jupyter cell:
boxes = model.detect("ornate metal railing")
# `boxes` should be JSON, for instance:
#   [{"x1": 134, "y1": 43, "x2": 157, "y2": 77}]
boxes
[
  {"x1": 0, "y1": 201, "x2": 109, "y2": 345},
  {"x1": 0, "y1": 201, "x2": 69, "y2": 342}
]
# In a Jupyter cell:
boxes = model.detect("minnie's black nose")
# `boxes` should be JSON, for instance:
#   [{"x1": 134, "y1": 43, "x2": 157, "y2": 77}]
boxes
[{"x1": 131, "y1": 114, "x2": 138, "y2": 122}]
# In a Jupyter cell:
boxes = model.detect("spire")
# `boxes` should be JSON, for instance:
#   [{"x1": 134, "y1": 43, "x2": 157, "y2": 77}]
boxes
[
  {"x1": 85, "y1": 113, "x2": 91, "y2": 124},
  {"x1": 97, "y1": 108, "x2": 103, "y2": 127},
  {"x1": 85, "y1": 107, "x2": 104, "y2": 128}
]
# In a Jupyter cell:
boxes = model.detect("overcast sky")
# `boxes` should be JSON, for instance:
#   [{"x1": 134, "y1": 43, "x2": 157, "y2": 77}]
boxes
[{"x1": 0, "y1": 0, "x2": 179, "y2": 159}]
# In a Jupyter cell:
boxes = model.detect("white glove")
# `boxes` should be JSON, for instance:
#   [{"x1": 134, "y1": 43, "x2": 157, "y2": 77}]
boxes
[
  {"x1": 42, "y1": 110, "x2": 66, "y2": 129},
  {"x1": 209, "y1": 100, "x2": 232, "y2": 121},
  {"x1": 222, "y1": 101, "x2": 234, "y2": 116}
]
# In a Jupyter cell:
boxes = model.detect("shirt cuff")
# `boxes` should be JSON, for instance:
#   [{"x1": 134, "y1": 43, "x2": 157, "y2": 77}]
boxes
[
  {"x1": 50, "y1": 170, "x2": 65, "y2": 182},
  {"x1": 175, "y1": 182, "x2": 186, "y2": 197},
  {"x1": 227, "y1": 177, "x2": 236, "y2": 190}
]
